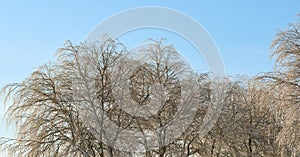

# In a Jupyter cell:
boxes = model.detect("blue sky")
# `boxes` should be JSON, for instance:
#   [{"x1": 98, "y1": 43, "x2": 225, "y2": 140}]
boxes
[{"x1": 0, "y1": 1, "x2": 299, "y2": 155}]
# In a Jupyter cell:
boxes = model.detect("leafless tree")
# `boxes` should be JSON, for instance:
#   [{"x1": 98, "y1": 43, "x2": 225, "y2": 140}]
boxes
[
  {"x1": 258, "y1": 15, "x2": 300, "y2": 156},
  {"x1": 0, "y1": 37, "x2": 127, "y2": 156}
]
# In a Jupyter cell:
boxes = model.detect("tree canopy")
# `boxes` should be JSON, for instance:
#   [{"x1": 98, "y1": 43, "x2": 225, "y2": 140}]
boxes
[{"x1": 1, "y1": 17, "x2": 300, "y2": 157}]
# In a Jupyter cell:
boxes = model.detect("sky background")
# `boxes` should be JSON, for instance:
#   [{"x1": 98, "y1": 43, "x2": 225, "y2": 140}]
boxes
[{"x1": 0, "y1": 1, "x2": 299, "y2": 155}]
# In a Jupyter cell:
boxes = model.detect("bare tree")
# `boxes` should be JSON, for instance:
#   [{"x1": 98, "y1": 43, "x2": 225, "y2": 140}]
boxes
[
  {"x1": 0, "y1": 37, "x2": 127, "y2": 156},
  {"x1": 258, "y1": 15, "x2": 300, "y2": 156}
]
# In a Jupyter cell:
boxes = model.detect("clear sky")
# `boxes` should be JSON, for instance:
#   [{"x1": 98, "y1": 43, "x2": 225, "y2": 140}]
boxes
[{"x1": 0, "y1": 1, "x2": 299, "y2": 155}]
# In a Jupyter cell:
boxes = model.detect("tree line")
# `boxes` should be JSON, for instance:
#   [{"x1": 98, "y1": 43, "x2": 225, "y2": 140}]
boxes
[{"x1": 0, "y1": 16, "x2": 299, "y2": 157}]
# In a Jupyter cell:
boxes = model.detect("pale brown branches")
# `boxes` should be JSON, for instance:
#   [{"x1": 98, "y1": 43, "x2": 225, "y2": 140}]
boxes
[{"x1": 1, "y1": 17, "x2": 300, "y2": 156}]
